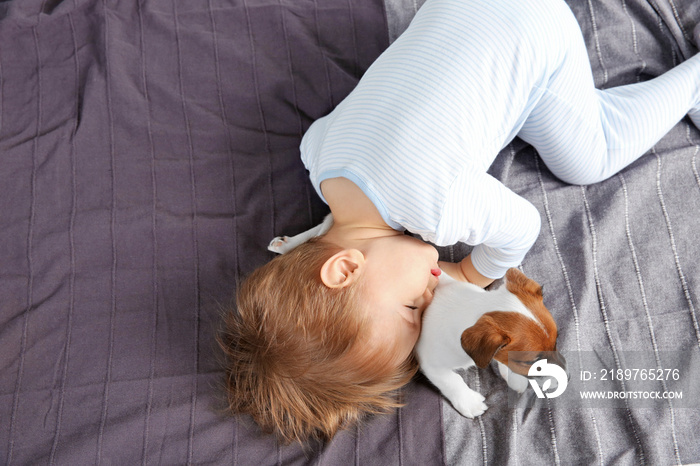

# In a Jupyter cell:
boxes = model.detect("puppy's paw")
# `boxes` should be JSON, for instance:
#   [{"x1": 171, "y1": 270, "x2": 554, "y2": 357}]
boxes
[
  {"x1": 507, "y1": 373, "x2": 529, "y2": 394},
  {"x1": 268, "y1": 236, "x2": 290, "y2": 254},
  {"x1": 451, "y1": 392, "x2": 488, "y2": 418},
  {"x1": 498, "y1": 363, "x2": 529, "y2": 393}
]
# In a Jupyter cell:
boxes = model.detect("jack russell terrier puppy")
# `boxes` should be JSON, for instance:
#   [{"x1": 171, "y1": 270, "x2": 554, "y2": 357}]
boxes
[
  {"x1": 415, "y1": 268, "x2": 565, "y2": 417},
  {"x1": 268, "y1": 214, "x2": 565, "y2": 417}
]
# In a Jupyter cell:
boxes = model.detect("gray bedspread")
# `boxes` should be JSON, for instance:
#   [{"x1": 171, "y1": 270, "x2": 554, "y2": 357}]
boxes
[
  {"x1": 0, "y1": 0, "x2": 443, "y2": 463},
  {"x1": 1, "y1": 0, "x2": 699, "y2": 464},
  {"x1": 385, "y1": 0, "x2": 700, "y2": 464}
]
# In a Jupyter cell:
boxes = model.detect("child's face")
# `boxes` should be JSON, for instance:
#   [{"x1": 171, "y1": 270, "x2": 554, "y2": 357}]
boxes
[{"x1": 359, "y1": 235, "x2": 441, "y2": 364}]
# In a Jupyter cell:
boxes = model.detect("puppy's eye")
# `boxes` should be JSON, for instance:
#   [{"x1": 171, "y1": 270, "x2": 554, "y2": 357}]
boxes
[{"x1": 515, "y1": 359, "x2": 538, "y2": 365}]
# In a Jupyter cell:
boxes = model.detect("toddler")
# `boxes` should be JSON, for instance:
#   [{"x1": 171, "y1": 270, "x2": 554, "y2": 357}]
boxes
[{"x1": 220, "y1": 0, "x2": 700, "y2": 443}]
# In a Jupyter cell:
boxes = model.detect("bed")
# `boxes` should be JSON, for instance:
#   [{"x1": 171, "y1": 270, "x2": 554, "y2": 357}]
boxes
[{"x1": 1, "y1": 0, "x2": 698, "y2": 464}]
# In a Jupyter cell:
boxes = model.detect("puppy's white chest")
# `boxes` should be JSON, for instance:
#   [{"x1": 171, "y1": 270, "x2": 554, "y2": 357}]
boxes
[{"x1": 416, "y1": 278, "x2": 485, "y2": 369}]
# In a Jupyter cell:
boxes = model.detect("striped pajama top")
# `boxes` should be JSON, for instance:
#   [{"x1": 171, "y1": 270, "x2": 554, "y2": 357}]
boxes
[{"x1": 300, "y1": 0, "x2": 574, "y2": 279}]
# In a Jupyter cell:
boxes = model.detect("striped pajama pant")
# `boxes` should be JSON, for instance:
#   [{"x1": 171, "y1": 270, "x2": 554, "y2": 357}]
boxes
[{"x1": 451, "y1": 0, "x2": 700, "y2": 185}]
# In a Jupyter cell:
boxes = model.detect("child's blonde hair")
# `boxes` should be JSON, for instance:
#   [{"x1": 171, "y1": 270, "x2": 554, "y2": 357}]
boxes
[{"x1": 219, "y1": 238, "x2": 418, "y2": 444}]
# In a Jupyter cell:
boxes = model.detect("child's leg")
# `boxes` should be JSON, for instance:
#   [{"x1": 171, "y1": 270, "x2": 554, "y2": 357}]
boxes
[{"x1": 518, "y1": 17, "x2": 700, "y2": 185}]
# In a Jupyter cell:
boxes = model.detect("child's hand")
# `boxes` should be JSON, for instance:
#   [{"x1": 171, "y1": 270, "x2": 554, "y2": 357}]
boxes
[{"x1": 438, "y1": 255, "x2": 495, "y2": 288}]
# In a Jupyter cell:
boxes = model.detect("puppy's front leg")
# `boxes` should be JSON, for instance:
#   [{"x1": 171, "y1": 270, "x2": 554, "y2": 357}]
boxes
[
  {"x1": 268, "y1": 214, "x2": 334, "y2": 254},
  {"x1": 497, "y1": 362, "x2": 528, "y2": 393},
  {"x1": 422, "y1": 367, "x2": 488, "y2": 418}
]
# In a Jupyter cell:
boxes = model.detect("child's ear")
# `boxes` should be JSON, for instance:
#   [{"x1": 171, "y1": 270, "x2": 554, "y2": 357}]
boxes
[{"x1": 320, "y1": 249, "x2": 365, "y2": 288}]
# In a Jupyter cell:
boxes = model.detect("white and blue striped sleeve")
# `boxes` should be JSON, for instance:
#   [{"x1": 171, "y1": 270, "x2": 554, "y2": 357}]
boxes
[{"x1": 436, "y1": 164, "x2": 542, "y2": 279}]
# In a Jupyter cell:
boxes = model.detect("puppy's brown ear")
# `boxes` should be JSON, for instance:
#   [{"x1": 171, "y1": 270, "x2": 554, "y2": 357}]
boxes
[
  {"x1": 505, "y1": 268, "x2": 543, "y2": 301},
  {"x1": 461, "y1": 314, "x2": 510, "y2": 368}
]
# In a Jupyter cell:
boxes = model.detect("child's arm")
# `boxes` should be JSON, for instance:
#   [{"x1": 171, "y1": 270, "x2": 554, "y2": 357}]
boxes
[
  {"x1": 439, "y1": 255, "x2": 494, "y2": 288},
  {"x1": 436, "y1": 166, "x2": 542, "y2": 288}
]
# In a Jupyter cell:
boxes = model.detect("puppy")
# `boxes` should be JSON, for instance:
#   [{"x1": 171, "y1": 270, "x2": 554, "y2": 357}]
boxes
[{"x1": 415, "y1": 268, "x2": 564, "y2": 418}]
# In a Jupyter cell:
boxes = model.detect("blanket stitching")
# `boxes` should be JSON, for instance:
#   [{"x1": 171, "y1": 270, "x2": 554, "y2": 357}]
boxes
[
  {"x1": 581, "y1": 185, "x2": 647, "y2": 465},
  {"x1": 619, "y1": 171, "x2": 682, "y2": 464},
  {"x1": 535, "y1": 154, "x2": 604, "y2": 465}
]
